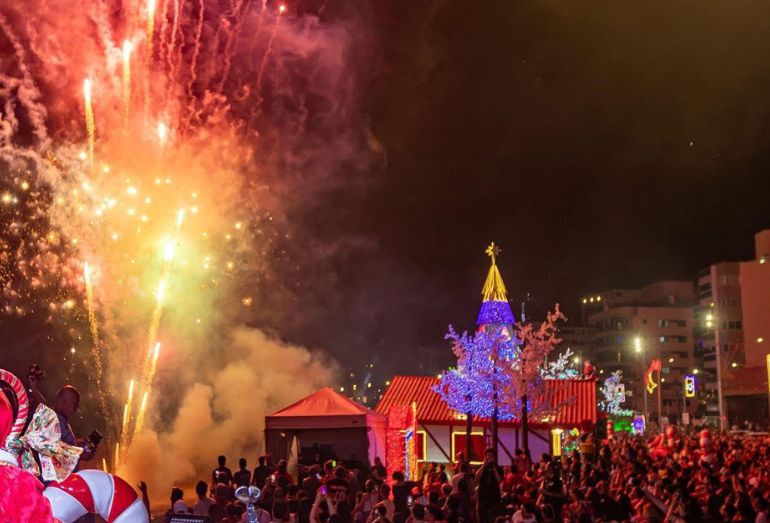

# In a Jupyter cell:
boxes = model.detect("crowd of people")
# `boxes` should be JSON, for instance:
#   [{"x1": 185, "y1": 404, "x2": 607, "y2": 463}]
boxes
[{"x1": 159, "y1": 428, "x2": 770, "y2": 523}]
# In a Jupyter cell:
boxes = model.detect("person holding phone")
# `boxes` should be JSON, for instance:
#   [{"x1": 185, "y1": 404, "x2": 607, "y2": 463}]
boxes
[
  {"x1": 27, "y1": 367, "x2": 95, "y2": 470},
  {"x1": 310, "y1": 485, "x2": 337, "y2": 523}
]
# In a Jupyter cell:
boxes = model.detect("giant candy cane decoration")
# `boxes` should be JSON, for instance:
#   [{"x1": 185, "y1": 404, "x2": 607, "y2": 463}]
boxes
[
  {"x1": 43, "y1": 470, "x2": 149, "y2": 523},
  {"x1": 0, "y1": 367, "x2": 30, "y2": 461}
]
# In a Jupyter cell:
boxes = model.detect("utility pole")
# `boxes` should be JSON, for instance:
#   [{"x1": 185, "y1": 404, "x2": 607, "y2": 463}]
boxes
[
  {"x1": 681, "y1": 384, "x2": 687, "y2": 426},
  {"x1": 635, "y1": 337, "x2": 649, "y2": 427},
  {"x1": 709, "y1": 267, "x2": 726, "y2": 431},
  {"x1": 714, "y1": 323, "x2": 726, "y2": 431},
  {"x1": 657, "y1": 366, "x2": 663, "y2": 431}
]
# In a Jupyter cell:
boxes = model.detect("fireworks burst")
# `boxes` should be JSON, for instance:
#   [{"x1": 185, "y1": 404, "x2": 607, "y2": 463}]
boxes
[{"x1": 0, "y1": 0, "x2": 379, "y2": 478}]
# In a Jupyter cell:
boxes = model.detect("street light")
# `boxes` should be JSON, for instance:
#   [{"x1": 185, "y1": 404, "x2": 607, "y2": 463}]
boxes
[
  {"x1": 706, "y1": 311, "x2": 726, "y2": 430},
  {"x1": 634, "y1": 336, "x2": 649, "y2": 425}
]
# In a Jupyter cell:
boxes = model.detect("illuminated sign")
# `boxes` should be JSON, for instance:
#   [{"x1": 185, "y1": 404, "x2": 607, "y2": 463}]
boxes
[{"x1": 684, "y1": 375, "x2": 696, "y2": 398}]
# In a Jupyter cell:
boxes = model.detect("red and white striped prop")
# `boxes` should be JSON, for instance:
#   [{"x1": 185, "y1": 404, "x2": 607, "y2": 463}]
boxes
[
  {"x1": 0, "y1": 368, "x2": 30, "y2": 464},
  {"x1": 43, "y1": 469, "x2": 148, "y2": 523}
]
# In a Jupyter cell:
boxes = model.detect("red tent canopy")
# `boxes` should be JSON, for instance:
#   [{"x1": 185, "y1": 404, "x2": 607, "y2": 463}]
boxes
[
  {"x1": 266, "y1": 387, "x2": 387, "y2": 430},
  {"x1": 265, "y1": 388, "x2": 387, "y2": 466}
]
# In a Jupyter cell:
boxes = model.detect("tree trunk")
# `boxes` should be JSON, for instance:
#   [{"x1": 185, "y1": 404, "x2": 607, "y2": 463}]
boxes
[
  {"x1": 492, "y1": 405, "x2": 499, "y2": 458},
  {"x1": 492, "y1": 353, "x2": 499, "y2": 459},
  {"x1": 521, "y1": 394, "x2": 530, "y2": 463},
  {"x1": 465, "y1": 409, "x2": 473, "y2": 462},
  {"x1": 464, "y1": 393, "x2": 473, "y2": 462}
]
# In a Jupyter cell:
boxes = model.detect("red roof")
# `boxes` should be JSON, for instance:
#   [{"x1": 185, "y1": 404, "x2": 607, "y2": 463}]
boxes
[
  {"x1": 266, "y1": 387, "x2": 387, "y2": 430},
  {"x1": 375, "y1": 376, "x2": 597, "y2": 429}
]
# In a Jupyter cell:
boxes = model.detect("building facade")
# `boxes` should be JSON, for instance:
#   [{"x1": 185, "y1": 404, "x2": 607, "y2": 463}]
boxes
[
  {"x1": 582, "y1": 282, "x2": 696, "y2": 424},
  {"x1": 694, "y1": 230, "x2": 770, "y2": 427}
]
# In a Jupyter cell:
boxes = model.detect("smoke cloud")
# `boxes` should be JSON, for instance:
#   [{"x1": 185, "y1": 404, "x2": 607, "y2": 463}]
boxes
[{"x1": 121, "y1": 326, "x2": 337, "y2": 499}]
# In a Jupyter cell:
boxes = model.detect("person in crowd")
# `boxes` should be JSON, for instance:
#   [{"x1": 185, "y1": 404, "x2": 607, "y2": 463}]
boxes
[
  {"x1": 214, "y1": 455, "x2": 234, "y2": 486},
  {"x1": 379, "y1": 483, "x2": 396, "y2": 521},
  {"x1": 193, "y1": 479, "x2": 216, "y2": 516},
  {"x1": 274, "y1": 459, "x2": 295, "y2": 488},
  {"x1": 234, "y1": 457, "x2": 252, "y2": 488},
  {"x1": 272, "y1": 500, "x2": 291, "y2": 523},
  {"x1": 391, "y1": 471, "x2": 413, "y2": 518},
  {"x1": 408, "y1": 503, "x2": 426, "y2": 523},
  {"x1": 540, "y1": 461, "x2": 567, "y2": 522},
  {"x1": 311, "y1": 486, "x2": 338, "y2": 523},
  {"x1": 253, "y1": 455, "x2": 274, "y2": 488},
  {"x1": 327, "y1": 466, "x2": 353, "y2": 504},
  {"x1": 354, "y1": 479, "x2": 383, "y2": 523},
  {"x1": 368, "y1": 503, "x2": 390, "y2": 523},
  {"x1": 303, "y1": 465, "x2": 323, "y2": 496},
  {"x1": 476, "y1": 449, "x2": 502, "y2": 523},
  {"x1": 169, "y1": 487, "x2": 191, "y2": 515},
  {"x1": 373, "y1": 457, "x2": 387, "y2": 479},
  {"x1": 511, "y1": 501, "x2": 537, "y2": 523},
  {"x1": 450, "y1": 463, "x2": 471, "y2": 494}
]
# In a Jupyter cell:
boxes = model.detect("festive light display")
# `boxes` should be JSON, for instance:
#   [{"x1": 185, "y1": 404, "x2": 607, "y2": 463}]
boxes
[
  {"x1": 435, "y1": 326, "x2": 520, "y2": 419},
  {"x1": 436, "y1": 243, "x2": 518, "y2": 420},
  {"x1": 436, "y1": 243, "x2": 571, "y2": 424},
  {"x1": 599, "y1": 370, "x2": 627, "y2": 415},
  {"x1": 646, "y1": 359, "x2": 662, "y2": 394},
  {"x1": 506, "y1": 304, "x2": 572, "y2": 420},
  {"x1": 476, "y1": 242, "x2": 515, "y2": 325},
  {"x1": 543, "y1": 348, "x2": 581, "y2": 379}
]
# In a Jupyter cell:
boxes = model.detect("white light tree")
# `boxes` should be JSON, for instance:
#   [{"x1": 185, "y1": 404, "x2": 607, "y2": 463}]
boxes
[{"x1": 500, "y1": 304, "x2": 573, "y2": 460}]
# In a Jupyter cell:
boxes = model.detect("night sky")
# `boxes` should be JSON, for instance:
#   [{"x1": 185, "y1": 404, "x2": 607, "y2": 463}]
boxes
[
  {"x1": 4, "y1": 0, "x2": 770, "y2": 386},
  {"x1": 288, "y1": 0, "x2": 770, "y2": 377}
]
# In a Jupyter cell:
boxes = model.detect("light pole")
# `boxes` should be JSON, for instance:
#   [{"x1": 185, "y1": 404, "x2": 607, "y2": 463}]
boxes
[
  {"x1": 635, "y1": 336, "x2": 649, "y2": 426},
  {"x1": 707, "y1": 311, "x2": 726, "y2": 431}
]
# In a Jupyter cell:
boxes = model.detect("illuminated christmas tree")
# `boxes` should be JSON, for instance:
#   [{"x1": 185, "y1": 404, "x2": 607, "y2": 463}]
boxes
[
  {"x1": 435, "y1": 243, "x2": 518, "y2": 457},
  {"x1": 436, "y1": 243, "x2": 571, "y2": 459}
]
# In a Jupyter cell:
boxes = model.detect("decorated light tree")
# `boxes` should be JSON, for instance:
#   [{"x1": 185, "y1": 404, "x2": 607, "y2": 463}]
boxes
[
  {"x1": 502, "y1": 304, "x2": 570, "y2": 460},
  {"x1": 436, "y1": 244, "x2": 572, "y2": 460},
  {"x1": 435, "y1": 243, "x2": 518, "y2": 459},
  {"x1": 437, "y1": 325, "x2": 518, "y2": 458},
  {"x1": 599, "y1": 370, "x2": 626, "y2": 415},
  {"x1": 543, "y1": 348, "x2": 581, "y2": 379}
]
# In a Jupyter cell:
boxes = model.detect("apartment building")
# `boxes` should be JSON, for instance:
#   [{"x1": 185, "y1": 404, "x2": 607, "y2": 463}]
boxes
[
  {"x1": 581, "y1": 282, "x2": 696, "y2": 423},
  {"x1": 694, "y1": 230, "x2": 770, "y2": 426}
]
